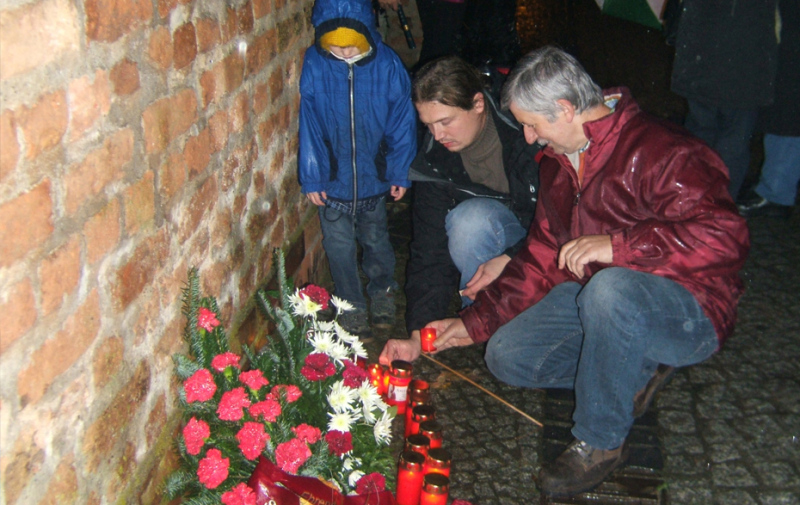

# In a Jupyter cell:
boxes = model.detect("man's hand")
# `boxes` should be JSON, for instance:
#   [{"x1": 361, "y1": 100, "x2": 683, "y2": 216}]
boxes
[
  {"x1": 379, "y1": 330, "x2": 422, "y2": 365},
  {"x1": 428, "y1": 318, "x2": 473, "y2": 352},
  {"x1": 461, "y1": 254, "x2": 511, "y2": 300},
  {"x1": 558, "y1": 234, "x2": 613, "y2": 278},
  {"x1": 391, "y1": 185, "x2": 408, "y2": 201},
  {"x1": 378, "y1": 0, "x2": 403, "y2": 11},
  {"x1": 306, "y1": 191, "x2": 327, "y2": 207}
]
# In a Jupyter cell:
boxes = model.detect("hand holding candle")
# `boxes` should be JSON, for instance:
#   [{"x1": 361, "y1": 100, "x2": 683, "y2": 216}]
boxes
[{"x1": 420, "y1": 327, "x2": 437, "y2": 353}]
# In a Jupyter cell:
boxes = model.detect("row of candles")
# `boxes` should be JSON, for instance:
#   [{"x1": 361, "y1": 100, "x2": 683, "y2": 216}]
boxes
[{"x1": 367, "y1": 331, "x2": 451, "y2": 505}]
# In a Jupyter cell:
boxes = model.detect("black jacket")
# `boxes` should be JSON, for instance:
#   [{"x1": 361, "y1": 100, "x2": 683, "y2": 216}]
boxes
[{"x1": 404, "y1": 93, "x2": 540, "y2": 332}]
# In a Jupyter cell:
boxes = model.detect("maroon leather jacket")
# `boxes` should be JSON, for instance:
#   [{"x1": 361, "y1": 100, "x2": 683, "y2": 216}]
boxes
[{"x1": 462, "y1": 88, "x2": 749, "y2": 347}]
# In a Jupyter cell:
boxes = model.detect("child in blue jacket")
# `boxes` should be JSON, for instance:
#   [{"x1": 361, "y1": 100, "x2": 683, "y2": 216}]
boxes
[{"x1": 298, "y1": 0, "x2": 417, "y2": 336}]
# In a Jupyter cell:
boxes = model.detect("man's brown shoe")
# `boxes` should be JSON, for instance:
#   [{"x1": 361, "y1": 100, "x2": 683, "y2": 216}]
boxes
[
  {"x1": 632, "y1": 365, "x2": 676, "y2": 417},
  {"x1": 538, "y1": 439, "x2": 629, "y2": 497}
]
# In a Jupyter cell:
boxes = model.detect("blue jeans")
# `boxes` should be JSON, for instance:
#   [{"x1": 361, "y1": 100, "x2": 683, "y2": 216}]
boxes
[
  {"x1": 755, "y1": 134, "x2": 800, "y2": 206},
  {"x1": 684, "y1": 100, "x2": 758, "y2": 200},
  {"x1": 318, "y1": 199, "x2": 398, "y2": 311},
  {"x1": 444, "y1": 198, "x2": 527, "y2": 307},
  {"x1": 484, "y1": 268, "x2": 718, "y2": 450}
]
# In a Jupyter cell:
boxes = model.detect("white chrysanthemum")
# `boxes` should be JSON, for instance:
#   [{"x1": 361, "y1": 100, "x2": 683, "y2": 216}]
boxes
[
  {"x1": 316, "y1": 320, "x2": 336, "y2": 333},
  {"x1": 331, "y1": 295, "x2": 354, "y2": 314},
  {"x1": 309, "y1": 330, "x2": 338, "y2": 356},
  {"x1": 342, "y1": 456, "x2": 362, "y2": 471},
  {"x1": 357, "y1": 382, "x2": 382, "y2": 411},
  {"x1": 290, "y1": 291, "x2": 321, "y2": 318},
  {"x1": 349, "y1": 338, "x2": 368, "y2": 362},
  {"x1": 373, "y1": 410, "x2": 393, "y2": 445},
  {"x1": 334, "y1": 322, "x2": 359, "y2": 346},
  {"x1": 328, "y1": 410, "x2": 359, "y2": 433},
  {"x1": 327, "y1": 380, "x2": 358, "y2": 413},
  {"x1": 327, "y1": 341, "x2": 350, "y2": 362},
  {"x1": 348, "y1": 470, "x2": 365, "y2": 489}
]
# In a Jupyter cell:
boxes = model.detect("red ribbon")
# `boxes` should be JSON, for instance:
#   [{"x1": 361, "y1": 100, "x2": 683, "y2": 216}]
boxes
[{"x1": 248, "y1": 457, "x2": 396, "y2": 505}]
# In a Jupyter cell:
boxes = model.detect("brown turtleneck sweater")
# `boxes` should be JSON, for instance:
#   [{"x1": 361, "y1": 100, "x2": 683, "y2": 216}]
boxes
[{"x1": 459, "y1": 111, "x2": 509, "y2": 194}]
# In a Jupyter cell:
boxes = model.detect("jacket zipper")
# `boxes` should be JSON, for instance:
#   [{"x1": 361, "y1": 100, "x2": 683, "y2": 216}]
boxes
[{"x1": 348, "y1": 63, "x2": 357, "y2": 216}]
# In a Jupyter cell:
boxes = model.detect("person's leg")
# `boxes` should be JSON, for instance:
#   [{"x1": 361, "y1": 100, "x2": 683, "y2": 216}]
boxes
[
  {"x1": 355, "y1": 197, "x2": 399, "y2": 298},
  {"x1": 319, "y1": 206, "x2": 367, "y2": 311},
  {"x1": 571, "y1": 268, "x2": 718, "y2": 451},
  {"x1": 715, "y1": 107, "x2": 759, "y2": 200},
  {"x1": 683, "y1": 99, "x2": 719, "y2": 147},
  {"x1": 755, "y1": 134, "x2": 800, "y2": 206},
  {"x1": 445, "y1": 198, "x2": 526, "y2": 306},
  {"x1": 485, "y1": 282, "x2": 584, "y2": 389}
]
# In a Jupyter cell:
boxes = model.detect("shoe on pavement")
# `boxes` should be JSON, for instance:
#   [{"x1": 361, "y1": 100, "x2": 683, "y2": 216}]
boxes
[
  {"x1": 538, "y1": 439, "x2": 629, "y2": 497},
  {"x1": 633, "y1": 364, "x2": 676, "y2": 418},
  {"x1": 737, "y1": 193, "x2": 792, "y2": 219},
  {"x1": 338, "y1": 308, "x2": 371, "y2": 340},
  {"x1": 370, "y1": 287, "x2": 396, "y2": 328}
]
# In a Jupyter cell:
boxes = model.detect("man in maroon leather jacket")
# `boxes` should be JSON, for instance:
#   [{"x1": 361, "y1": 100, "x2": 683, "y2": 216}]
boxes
[{"x1": 380, "y1": 46, "x2": 750, "y2": 497}]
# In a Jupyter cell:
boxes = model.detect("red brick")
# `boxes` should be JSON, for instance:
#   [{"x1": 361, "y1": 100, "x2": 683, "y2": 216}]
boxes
[
  {"x1": 142, "y1": 89, "x2": 198, "y2": 154},
  {"x1": 40, "y1": 456, "x2": 78, "y2": 504},
  {"x1": 237, "y1": 1, "x2": 254, "y2": 35},
  {"x1": 0, "y1": 278, "x2": 36, "y2": 355},
  {"x1": 277, "y1": 12, "x2": 304, "y2": 49},
  {"x1": 275, "y1": 0, "x2": 287, "y2": 9},
  {"x1": 17, "y1": 89, "x2": 68, "y2": 160},
  {"x1": 1, "y1": 429, "x2": 45, "y2": 504},
  {"x1": 248, "y1": 29, "x2": 277, "y2": 77},
  {"x1": 124, "y1": 170, "x2": 155, "y2": 235},
  {"x1": 199, "y1": 53, "x2": 244, "y2": 106},
  {"x1": 17, "y1": 290, "x2": 101, "y2": 406},
  {"x1": 221, "y1": 6, "x2": 237, "y2": 43},
  {"x1": 39, "y1": 235, "x2": 81, "y2": 316},
  {"x1": 229, "y1": 91, "x2": 249, "y2": 134},
  {"x1": 268, "y1": 141, "x2": 286, "y2": 180},
  {"x1": 145, "y1": 395, "x2": 167, "y2": 449},
  {"x1": 84, "y1": 199, "x2": 121, "y2": 264},
  {"x1": 65, "y1": 128, "x2": 133, "y2": 215},
  {"x1": 148, "y1": 26, "x2": 173, "y2": 70},
  {"x1": 0, "y1": 110, "x2": 19, "y2": 181},
  {"x1": 257, "y1": 116, "x2": 276, "y2": 150},
  {"x1": 113, "y1": 231, "x2": 168, "y2": 310},
  {"x1": 184, "y1": 128, "x2": 213, "y2": 177},
  {"x1": 210, "y1": 206, "x2": 232, "y2": 251},
  {"x1": 158, "y1": 151, "x2": 186, "y2": 204},
  {"x1": 252, "y1": 0, "x2": 271, "y2": 19},
  {"x1": 0, "y1": 181, "x2": 53, "y2": 267},
  {"x1": 195, "y1": 17, "x2": 220, "y2": 53},
  {"x1": 156, "y1": 0, "x2": 178, "y2": 19},
  {"x1": 173, "y1": 22, "x2": 197, "y2": 70},
  {"x1": 268, "y1": 63, "x2": 284, "y2": 102},
  {"x1": 85, "y1": 0, "x2": 153, "y2": 43},
  {"x1": 253, "y1": 82, "x2": 268, "y2": 115},
  {"x1": 208, "y1": 110, "x2": 228, "y2": 152},
  {"x1": 105, "y1": 442, "x2": 135, "y2": 502},
  {"x1": 68, "y1": 70, "x2": 111, "y2": 140},
  {"x1": 180, "y1": 176, "x2": 218, "y2": 242},
  {"x1": 0, "y1": 0, "x2": 80, "y2": 80},
  {"x1": 93, "y1": 336, "x2": 123, "y2": 389},
  {"x1": 110, "y1": 59, "x2": 140, "y2": 96},
  {"x1": 83, "y1": 361, "x2": 150, "y2": 471}
]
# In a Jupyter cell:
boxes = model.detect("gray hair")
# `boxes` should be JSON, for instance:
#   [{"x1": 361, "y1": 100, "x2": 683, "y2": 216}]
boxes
[{"x1": 501, "y1": 46, "x2": 603, "y2": 122}]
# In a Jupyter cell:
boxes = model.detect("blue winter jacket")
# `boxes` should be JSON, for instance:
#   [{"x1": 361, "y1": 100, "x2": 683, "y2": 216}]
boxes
[{"x1": 298, "y1": 0, "x2": 416, "y2": 206}]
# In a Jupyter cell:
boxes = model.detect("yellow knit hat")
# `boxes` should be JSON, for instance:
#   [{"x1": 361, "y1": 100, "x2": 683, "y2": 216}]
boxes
[{"x1": 319, "y1": 27, "x2": 370, "y2": 55}]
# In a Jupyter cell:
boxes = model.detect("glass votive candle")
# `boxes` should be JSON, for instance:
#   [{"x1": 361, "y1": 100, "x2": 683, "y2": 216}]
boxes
[
  {"x1": 367, "y1": 363, "x2": 385, "y2": 396},
  {"x1": 405, "y1": 392, "x2": 431, "y2": 437},
  {"x1": 405, "y1": 433, "x2": 431, "y2": 458},
  {"x1": 396, "y1": 451, "x2": 426, "y2": 505},
  {"x1": 386, "y1": 360, "x2": 413, "y2": 414},
  {"x1": 423, "y1": 447, "x2": 451, "y2": 478},
  {"x1": 420, "y1": 473, "x2": 449, "y2": 505},
  {"x1": 407, "y1": 404, "x2": 436, "y2": 438},
  {"x1": 420, "y1": 327, "x2": 437, "y2": 353},
  {"x1": 418, "y1": 420, "x2": 443, "y2": 449}
]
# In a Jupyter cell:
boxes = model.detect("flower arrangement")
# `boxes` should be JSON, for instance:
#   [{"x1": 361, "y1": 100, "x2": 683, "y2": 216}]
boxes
[{"x1": 164, "y1": 252, "x2": 397, "y2": 504}]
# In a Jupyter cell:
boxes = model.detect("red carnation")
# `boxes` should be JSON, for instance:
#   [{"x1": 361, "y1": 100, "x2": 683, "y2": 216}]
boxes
[
  {"x1": 211, "y1": 352, "x2": 241, "y2": 372},
  {"x1": 182, "y1": 417, "x2": 211, "y2": 455},
  {"x1": 355, "y1": 472, "x2": 387, "y2": 495},
  {"x1": 235, "y1": 422, "x2": 270, "y2": 460},
  {"x1": 292, "y1": 423, "x2": 322, "y2": 444},
  {"x1": 275, "y1": 438, "x2": 312, "y2": 474},
  {"x1": 271, "y1": 384, "x2": 302, "y2": 403},
  {"x1": 217, "y1": 387, "x2": 251, "y2": 421},
  {"x1": 300, "y1": 353, "x2": 336, "y2": 381},
  {"x1": 184, "y1": 368, "x2": 217, "y2": 403},
  {"x1": 239, "y1": 370, "x2": 269, "y2": 390},
  {"x1": 249, "y1": 398, "x2": 282, "y2": 422},
  {"x1": 197, "y1": 448, "x2": 229, "y2": 489},
  {"x1": 342, "y1": 360, "x2": 369, "y2": 388},
  {"x1": 299, "y1": 285, "x2": 331, "y2": 310},
  {"x1": 221, "y1": 482, "x2": 257, "y2": 505},
  {"x1": 325, "y1": 430, "x2": 353, "y2": 457},
  {"x1": 197, "y1": 307, "x2": 221, "y2": 332}
]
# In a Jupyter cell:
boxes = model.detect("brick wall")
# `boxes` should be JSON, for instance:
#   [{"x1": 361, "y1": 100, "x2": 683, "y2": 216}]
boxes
[{"x1": 0, "y1": 0, "x2": 328, "y2": 502}]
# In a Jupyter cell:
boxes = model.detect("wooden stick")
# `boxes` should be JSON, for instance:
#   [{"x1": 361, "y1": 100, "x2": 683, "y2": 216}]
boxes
[{"x1": 420, "y1": 353, "x2": 544, "y2": 428}]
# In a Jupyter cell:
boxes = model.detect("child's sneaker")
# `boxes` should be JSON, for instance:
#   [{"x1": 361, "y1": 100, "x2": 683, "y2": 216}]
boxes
[
  {"x1": 339, "y1": 308, "x2": 371, "y2": 337},
  {"x1": 370, "y1": 287, "x2": 396, "y2": 328}
]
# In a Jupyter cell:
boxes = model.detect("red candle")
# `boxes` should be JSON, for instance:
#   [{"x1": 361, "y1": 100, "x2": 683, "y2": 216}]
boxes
[
  {"x1": 386, "y1": 360, "x2": 413, "y2": 414},
  {"x1": 418, "y1": 420, "x2": 443, "y2": 449},
  {"x1": 420, "y1": 328, "x2": 437, "y2": 353},
  {"x1": 396, "y1": 451, "x2": 426, "y2": 505},
  {"x1": 407, "y1": 404, "x2": 436, "y2": 438},
  {"x1": 423, "y1": 448, "x2": 451, "y2": 478},
  {"x1": 405, "y1": 393, "x2": 430, "y2": 437},
  {"x1": 405, "y1": 434, "x2": 431, "y2": 458},
  {"x1": 367, "y1": 364, "x2": 385, "y2": 395},
  {"x1": 419, "y1": 473, "x2": 449, "y2": 505},
  {"x1": 354, "y1": 355, "x2": 368, "y2": 369}
]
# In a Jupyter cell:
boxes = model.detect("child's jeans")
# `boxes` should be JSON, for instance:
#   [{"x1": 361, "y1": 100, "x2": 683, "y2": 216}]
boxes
[{"x1": 318, "y1": 197, "x2": 399, "y2": 311}]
